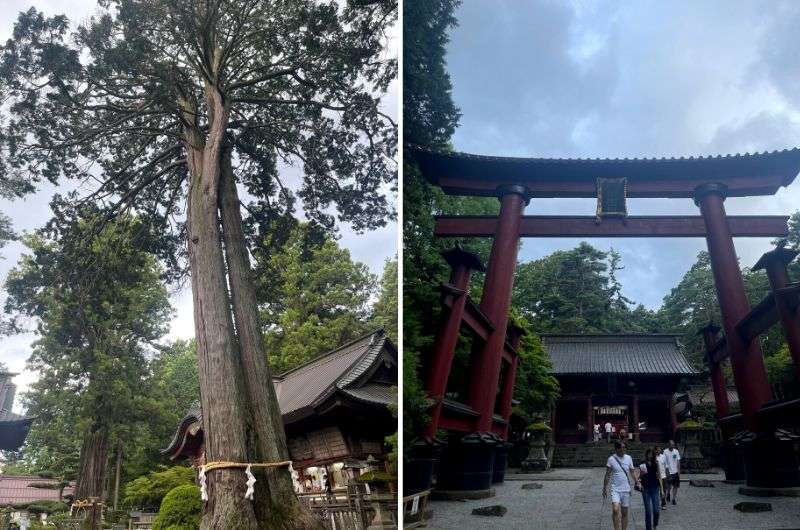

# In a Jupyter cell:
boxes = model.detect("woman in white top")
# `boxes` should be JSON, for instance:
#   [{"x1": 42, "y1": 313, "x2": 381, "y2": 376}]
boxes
[{"x1": 655, "y1": 446, "x2": 668, "y2": 508}]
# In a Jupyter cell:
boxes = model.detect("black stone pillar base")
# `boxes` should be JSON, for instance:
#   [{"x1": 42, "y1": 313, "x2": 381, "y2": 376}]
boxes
[
  {"x1": 404, "y1": 437, "x2": 445, "y2": 495},
  {"x1": 437, "y1": 432, "x2": 498, "y2": 492},
  {"x1": 721, "y1": 439, "x2": 746, "y2": 482},
  {"x1": 734, "y1": 429, "x2": 800, "y2": 489},
  {"x1": 491, "y1": 438, "x2": 512, "y2": 484}
]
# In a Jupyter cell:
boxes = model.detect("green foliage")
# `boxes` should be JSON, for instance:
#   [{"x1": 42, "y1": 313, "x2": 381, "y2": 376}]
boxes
[
  {"x1": 124, "y1": 466, "x2": 196, "y2": 511},
  {"x1": 510, "y1": 313, "x2": 560, "y2": 421},
  {"x1": 372, "y1": 258, "x2": 399, "y2": 342},
  {"x1": 525, "y1": 422, "x2": 552, "y2": 433},
  {"x1": 404, "y1": 0, "x2": 461, "y2": 148},
  {"x1": 513, "y1": 243, "x2": 658, "y2": 335},
  {"x1": 765, "y1": 345, "x2": 800, "y2": 399},
  {"x1": 356, "y1": 471, "x2": 395, "y2": 484},
  {"x1": 152, "y1": 484, "x2": 201, "y2": 530},
  {"x1": 4, "y1": 211, "x2": 171, "y2": 482},
  {"x1": 10, "y1": 500, "x2": 67, "y2": 515},
  {"x1": 260, "y1": 223, "x2": 377, "y2": 373}
]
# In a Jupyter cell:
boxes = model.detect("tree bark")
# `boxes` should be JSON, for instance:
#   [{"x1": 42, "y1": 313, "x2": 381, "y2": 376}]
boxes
[
  {"x1": 74, "y1": 427, "x2": 109, "y2": 501},
  {"x1": 113, "y1": 437, "x2": 123, "y2": 512},
  {"x1": 185, "y1": 86, "x2": 259, "y2": 530},
  {"x1": 219, "y1": 151, "x2": 321, "y2": 529}
]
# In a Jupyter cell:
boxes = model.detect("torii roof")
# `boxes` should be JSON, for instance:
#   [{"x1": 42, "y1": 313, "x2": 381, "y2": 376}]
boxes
[{"x1": 411, "y1": 146, "x2": 800, "y2": 198}]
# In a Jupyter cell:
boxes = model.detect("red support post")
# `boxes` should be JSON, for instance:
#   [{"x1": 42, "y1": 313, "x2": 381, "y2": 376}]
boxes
[
  {"x1": 469, "y1": 185, "x2": 528, "y2": 434},
  {"x1": 694, "y1": 184, "x2": 773, "y2": 430},
  {"x1": 633, "y1": 395, "x2": 640, "y2": 442},
  {"x1": 424, "y1": 247, "x2": 485, "y2": 439},
  {"x1": 753, "y1": 247, "x2": 800, "y2": 380},
  {"x1": 586, "y1": 396, "x2": 594, "y2": 443},
  {"x1": 698, "y1": 323, "x2": 731, "y2": 419}
]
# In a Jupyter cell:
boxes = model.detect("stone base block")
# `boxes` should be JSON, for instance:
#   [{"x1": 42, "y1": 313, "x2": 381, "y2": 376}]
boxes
[{"x1": 431, "y1": 488, "x2": 495, "y2": 501}]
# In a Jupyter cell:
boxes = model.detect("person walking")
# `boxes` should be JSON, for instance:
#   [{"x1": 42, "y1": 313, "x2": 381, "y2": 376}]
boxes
[
  {"x1": 663, "y1": 439, "x2": 681, "y2": 504},
  {"x1": 603, "y1": 441, "x2": 636, "y2": 530},
  {"x1": 605, "y1": 421, "x2": 613, "y2": 442},
  {"x1": 637, "y1": 448, "x2": 663, "y2": 530},
  {"x1": 655, "y1": 446, "x2": 668, "y2": 509},
  {"x1": 594, "y1": 423, "x2": 601, "y2": 443}
]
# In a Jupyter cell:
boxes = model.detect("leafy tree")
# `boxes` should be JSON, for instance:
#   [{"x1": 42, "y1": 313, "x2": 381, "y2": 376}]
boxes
[
  {"x1": 372, "y1": 257, "x2": 398, "y2": 342},
  {"x1": 5, "y1": 211, "x2": 171, "y2": 501},
  {"x1": 509, "y1": 313, "x2": 559, "y2": 421},
  {"x1": 513, "y1": 242, "x2": 656, "y2": 335},
  {"x1": 261, "y1": 224, "x2": 376, "y2": 373},
  {"x1": 153, "y1": 484, "x2": 202, "y2": 530},
  {"x1": 124, "y1": 466, "x2": 196, "y2": 511},
  {"x1": 0, "y1": 1, "x2": 395, "y2": 527}
]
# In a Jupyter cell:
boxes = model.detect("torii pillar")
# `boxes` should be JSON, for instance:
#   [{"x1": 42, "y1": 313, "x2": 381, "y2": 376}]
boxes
[
  {"x1": 753, "y1": 247, "x2": 800, "y2": 379},
  {"x1": 694, "y1": 183, "x2": 772, "y2": 431},
  {"x1": 469, "y1": 185, "x2": 528, "y2": 434},
  {"x1": 424, "y1": 246, "x2": 485, "y2": 440},
  {"x1": 698, "y1": 323, "x2": 730, "y2": 420}
]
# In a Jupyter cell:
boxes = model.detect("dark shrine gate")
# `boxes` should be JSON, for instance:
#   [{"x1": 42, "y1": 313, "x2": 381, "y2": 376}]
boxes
[{"x1": 410, "y1": 146, "x2": 800, "y2": 495}]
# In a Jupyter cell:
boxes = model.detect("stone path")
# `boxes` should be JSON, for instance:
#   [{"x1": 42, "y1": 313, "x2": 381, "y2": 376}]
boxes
[{"x1": 423, "y1": 468, "x2": 800, "y2": 529}]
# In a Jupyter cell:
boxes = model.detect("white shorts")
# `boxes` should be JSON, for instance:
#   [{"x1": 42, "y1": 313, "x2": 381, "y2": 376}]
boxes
[{"x1": 610, "y1": 490, "x2": 631, "y2": 507}]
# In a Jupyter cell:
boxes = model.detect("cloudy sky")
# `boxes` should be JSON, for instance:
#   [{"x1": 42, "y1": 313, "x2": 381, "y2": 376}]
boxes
[
  {"x1": 446, "y1": 0, "x2": 800, "y2": 307},
  {"x1": 0, "y1": 0, "x2": 398, "y2": 410}
]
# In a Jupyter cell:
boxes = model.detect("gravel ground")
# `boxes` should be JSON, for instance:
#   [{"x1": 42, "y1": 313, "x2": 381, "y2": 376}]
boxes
[{"x1": 423, "y1": 468, "x2": 800, "y2": 530}]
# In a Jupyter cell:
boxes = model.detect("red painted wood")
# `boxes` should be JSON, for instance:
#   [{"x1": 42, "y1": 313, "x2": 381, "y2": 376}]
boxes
[
  {"x1": 696, "y1": 189, "x2": 773, "y2": 430},
  {"x1": 700, "y1": 325, "x2": 731, "y2": 419},
  {"x1": 632, "y1": 395, "x2": 640, "y2": 442},
  {"x1": 760, "y1": 254, "x2": 800, "y2": 380},
  {"x1": 469, "y1": 189, "x2": 526, "y2": 434},
  {"x1": 434, "y1": 215, "x2": 789, "y2": 238},
  {"x1": 424, "y1": 265, "x2": 475, "y2": 439},
  {"x1": 586, "y1": 396, "x2": 594, "y2": 443},
  {"x1": 436, "y1": 174, "x2": 789, "y2": 198}
]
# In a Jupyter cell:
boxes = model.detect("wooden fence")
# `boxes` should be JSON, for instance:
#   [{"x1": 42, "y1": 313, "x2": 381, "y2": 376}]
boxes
[{"x1": 402, "y1": 489, "x2": 431, "y2": 529}]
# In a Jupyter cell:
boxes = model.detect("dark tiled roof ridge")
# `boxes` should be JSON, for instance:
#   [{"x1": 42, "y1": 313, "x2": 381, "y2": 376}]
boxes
[
  {"x1": 410, "y1": 144, "x2": 800, "y2": 164},
  {"x1": 273, "y1": 328, "x2": 385, "y2": 380}
]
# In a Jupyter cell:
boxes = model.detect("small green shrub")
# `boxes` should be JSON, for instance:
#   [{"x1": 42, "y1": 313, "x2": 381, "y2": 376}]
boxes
[
  {"x1": 153, "y1": 484, "x2": 201, "y2": 530},
  {"x1": 124, "y1": 466, "x2": 196, "y2": 510},
  {"x1": 526, "y1": 421, "x2": 552, "y2": 433}
]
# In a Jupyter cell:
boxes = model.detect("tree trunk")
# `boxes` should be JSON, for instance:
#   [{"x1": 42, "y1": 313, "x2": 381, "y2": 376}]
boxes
[
  {"x1": 113, "y1": 437, "x2": 123, "y2": 512},
  {"x1": 74, "y1": 427, "x2": 109, "y2": 501},
  {"x1": 185, "y1": 86, "x2": 259, "y2": 530},
  {"x1": 219, "y1": 152, "x2": 321, "y2": 529},
  {"x1": 74, "y1": 427, "x2": 109, "y2": 530}
]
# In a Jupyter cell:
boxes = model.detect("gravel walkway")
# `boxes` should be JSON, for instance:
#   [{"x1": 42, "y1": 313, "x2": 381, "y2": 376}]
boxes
[{"x1": 423, "y1": 468, "x2": 800, "y2": 529}]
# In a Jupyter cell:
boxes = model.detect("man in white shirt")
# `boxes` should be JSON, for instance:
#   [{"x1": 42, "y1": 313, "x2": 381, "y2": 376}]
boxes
[
  {"x1": 594, "y1": 423, "x2": 601, "y2": 443},
  {"x1": 605, "y1": 421, "x2": 612, "y2": 442},
  {"x1": 663, "y1": 439, "x2": 681, "y2": 505},
  {"x1": 603, "y1": 441, "x2": 637, "y2": 530}
]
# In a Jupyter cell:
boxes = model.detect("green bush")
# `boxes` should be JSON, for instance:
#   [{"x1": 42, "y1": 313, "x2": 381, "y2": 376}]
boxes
[
  {"x1": 10, "y1": 500, "x2": 67, "y2": 515},
  {"x1": 153, "y1": 484, "x2": 201, "y2": 530},
  {"x1": 123, "y1": 466, "x2": 196, "y2": 510}
]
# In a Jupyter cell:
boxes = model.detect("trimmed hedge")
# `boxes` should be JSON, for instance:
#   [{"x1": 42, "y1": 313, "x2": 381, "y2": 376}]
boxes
[{"x1": 153, "y1": 484, "x2": 201, "y2": 530}]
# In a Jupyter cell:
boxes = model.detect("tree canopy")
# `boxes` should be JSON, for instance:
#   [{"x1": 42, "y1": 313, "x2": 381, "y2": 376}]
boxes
[
  {"x1": 4, "y1": 210, "x2": 171, "y2": 498},
  {"x1": 1, "y1": 1, "x2": 396, "y2": 526}
]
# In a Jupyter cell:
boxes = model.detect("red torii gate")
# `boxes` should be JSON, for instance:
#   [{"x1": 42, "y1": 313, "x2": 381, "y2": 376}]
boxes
[{"x1": 413, "y1": 146, "x2": 800, "y2": 493}]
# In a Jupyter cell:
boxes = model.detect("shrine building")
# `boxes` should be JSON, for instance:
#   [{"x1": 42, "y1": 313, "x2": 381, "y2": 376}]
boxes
[
  {"x1": 0, "y1": 370, "x2": 33, "y2": 452},
  {"x1": 542, "y1": 334, "x2": 697, "y2": 444},
  {"x1": 164, "y1": 329, "x2": 397, "y2": 493}
]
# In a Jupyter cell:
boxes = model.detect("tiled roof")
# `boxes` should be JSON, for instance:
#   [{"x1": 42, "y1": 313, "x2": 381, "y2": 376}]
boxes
[
  {"x1": 341, "y1": 383, "x2": 396, "y2": 407},
  {"x1": 163, "y1": 329, "x2": 396, "y2": 455},
  {"x1": 0, "y1": 475, "x2": 74, "y2": 506},
  {"x1": 542, "y1": 334, "x2": 697, "y2": 375},
  {"x1": 274, "y1": 329, "x2": 392, "y2": 421}
]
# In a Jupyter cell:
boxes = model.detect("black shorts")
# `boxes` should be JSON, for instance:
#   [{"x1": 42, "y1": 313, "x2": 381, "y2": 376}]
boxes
[{"x1": 669, "y1": 473, "x2": 681, "y2": 487}]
